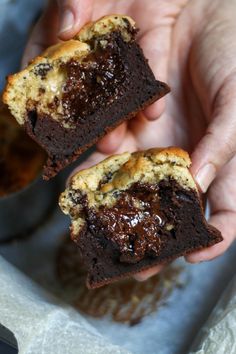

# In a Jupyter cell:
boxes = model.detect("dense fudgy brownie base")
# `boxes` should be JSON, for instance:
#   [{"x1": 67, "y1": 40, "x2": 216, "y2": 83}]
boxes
[
  {"x1": 85, "y1": 182, "x2": 168, "y2": 264},
  {"x1": 72, "y1": 179, "x2": 222, "y2": 289},
  {"x1": 25, "y1": 31, "x2": 170, "y2": 179}
]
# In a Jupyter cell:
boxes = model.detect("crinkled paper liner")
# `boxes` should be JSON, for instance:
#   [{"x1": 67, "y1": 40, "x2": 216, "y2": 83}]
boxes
[
  {"x1": 0, "y1": 256, "x2": 130, "y2": 354},
  {"x1": 191, "y1": 274, "x2": 236, "y2": 354}
]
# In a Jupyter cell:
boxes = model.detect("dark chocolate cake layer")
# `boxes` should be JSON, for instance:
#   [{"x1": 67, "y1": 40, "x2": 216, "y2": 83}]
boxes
[
  {"x1": 60, "y1": 148, "x2": 222, "y2": 289},
  {"x1": 4, "y1": 15, "x2": 170, "y2": 179}
]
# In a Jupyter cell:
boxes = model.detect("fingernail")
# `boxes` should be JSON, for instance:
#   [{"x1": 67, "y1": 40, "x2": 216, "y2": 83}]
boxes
[
  {"x1": 195, "y1": 163, "x2": 216, "y2": 193},
  {"x1": 59, "y1": 9, "x2": 74, "y2": 34},
  {"x1": 185, "y1": 256, "x2": 202, "y2": 264},
  {"x1": 133, "y1": 274, "x2": 148, "y2": 282}
]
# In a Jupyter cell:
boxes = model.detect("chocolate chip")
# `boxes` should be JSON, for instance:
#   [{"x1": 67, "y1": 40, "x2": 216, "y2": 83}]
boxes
[{"x1": 33, "y1": 63, "x2": 52, "y2": 79}]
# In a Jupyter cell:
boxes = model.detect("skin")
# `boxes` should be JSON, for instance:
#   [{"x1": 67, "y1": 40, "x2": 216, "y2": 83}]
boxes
[{"x1": 23, "y1": 0, "x2": 236, "y2": 281}]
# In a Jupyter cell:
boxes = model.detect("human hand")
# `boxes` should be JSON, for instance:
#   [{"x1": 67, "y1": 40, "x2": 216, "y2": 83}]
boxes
[
  {"x1": 22, "y1": 0, "x2": 186, "y2": 117},
  {"x1": 23, "y1": 0, "x2": 236, "y2": 280},
  {"x1": 70, "y1": 0, "x2": 236, "y2": 280}
]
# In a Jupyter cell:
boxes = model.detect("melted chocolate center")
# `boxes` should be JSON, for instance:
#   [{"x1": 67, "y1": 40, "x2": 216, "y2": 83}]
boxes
[
  {"x1": 85, "y1": 183, "x2": 175, "y2": 264},
  {"x1": 61, "y1": 32, "x2": 131, "y2": 125}
]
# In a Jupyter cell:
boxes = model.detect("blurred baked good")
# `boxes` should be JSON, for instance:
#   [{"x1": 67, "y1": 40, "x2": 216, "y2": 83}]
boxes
[{"x1": 0, "y1": 102, "x2": 45, "y2": 197}]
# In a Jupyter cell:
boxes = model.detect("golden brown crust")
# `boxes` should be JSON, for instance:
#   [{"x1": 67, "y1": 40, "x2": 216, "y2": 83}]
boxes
[
  {"x1": 143, "y1": 147, "x2": 190, "y2": 162},
  {"x1": 59, "y1": 147, "x2": 196, "y2": 236},
  {"x1": 69, "y1": 147, "x2": 191, "y2": 191},
  {"x1": 76, "y1": 15, "x2": 136, "y2": 43},
  {"x1": 42, "y1": 40, "x2": 90, "y2": 60}
]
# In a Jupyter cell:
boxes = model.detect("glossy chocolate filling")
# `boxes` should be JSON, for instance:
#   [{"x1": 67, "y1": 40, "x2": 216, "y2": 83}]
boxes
[
  {"x1": 77, "y1": 179, "x2": 197, "y2": 264},
  {"x1": 60, "y1": 31, "x2": 132, "y2": 126}
]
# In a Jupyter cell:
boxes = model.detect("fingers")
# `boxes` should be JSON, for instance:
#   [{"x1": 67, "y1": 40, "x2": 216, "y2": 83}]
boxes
[
  {"x1": 67, "y1": 150, "x2": 107, "y2": 183},
  {"x1": 189, "y1": 7, "x2": 236, "y2": 193},
  {"x1": 187, "y1": 156, "x2": 236, "y2": 263},
  {"x1": 133, "y1": 0, "x2": 189, "y2": 121},
  {"x1": 144, "y1": 98, "x2": 166, "y2": 121},
  {"x1": 57, "y1": 0, "x2": 93, "y2": 40},
  {"x1": 96, "y1": 123, "x2": 127, "y2": 154},
  {"x1": 22, "y1": 0, "x2": 93, "y2": 67},
  {"x1": 67, "y1": 126, "x2": 138, "y2": 178},
  {"x1": 97, "y1": 124, "x2": 138, "y2": 155},
  {"x1": 133, "y1": 265, "x2": 164, "y2": 281},
  {"x1": 21, "y1": 0, "x2": 59, "y2": 68},
  {"x1": 185, "y1": 211, "x2": 236, "y2": 263},
  {"x1": 139, "y1": 28, "x2": 171, "y2": 121},
  {"x1": 191, "y1": 87, "x2": 236, "y2": 193}
]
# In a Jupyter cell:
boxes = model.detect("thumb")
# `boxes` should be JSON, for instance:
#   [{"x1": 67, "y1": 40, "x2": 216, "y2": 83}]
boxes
[
  {"x1": 191, "y1": 82, "x2": 236, "y2": 193},
  {"x1": 21, "y1": 0, "x2": 59, "y2": 68},
  {"x1": 140, "y1": 26, "x2": 171, "y2": 121},
  {"x1": 57, "y1": 0, "x2": 94, "y2": 40}
]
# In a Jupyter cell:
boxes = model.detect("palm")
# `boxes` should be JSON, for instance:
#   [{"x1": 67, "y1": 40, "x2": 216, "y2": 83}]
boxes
[{"x1": 93, "y1": 0, "x2": 205, "y2": 154}]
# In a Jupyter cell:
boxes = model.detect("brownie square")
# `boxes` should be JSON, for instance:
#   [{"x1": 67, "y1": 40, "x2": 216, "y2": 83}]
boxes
[
  {"x1": 4, "y1": 15, "x2": 170, "y2": 179},
  {"x1": 60, "y1": 147, "x2": 222, "y2": 288}
]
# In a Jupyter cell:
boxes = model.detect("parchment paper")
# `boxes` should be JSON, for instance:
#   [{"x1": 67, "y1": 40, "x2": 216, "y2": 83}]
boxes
[
  {"x1": 0, "y1": 254, "x2": 130, "y2": 354},
  {"x1": 191, "y1": 273, "x2": 236, "y2": 354}
]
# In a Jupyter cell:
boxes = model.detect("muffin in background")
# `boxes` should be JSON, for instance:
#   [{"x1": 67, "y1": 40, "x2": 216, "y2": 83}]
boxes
[
  {"x1": 0, "y1": 100, "x2": 57, "y2": 241},
  {"x1": 0, "y1": 101, "x2": 46, "y2": 197}
]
